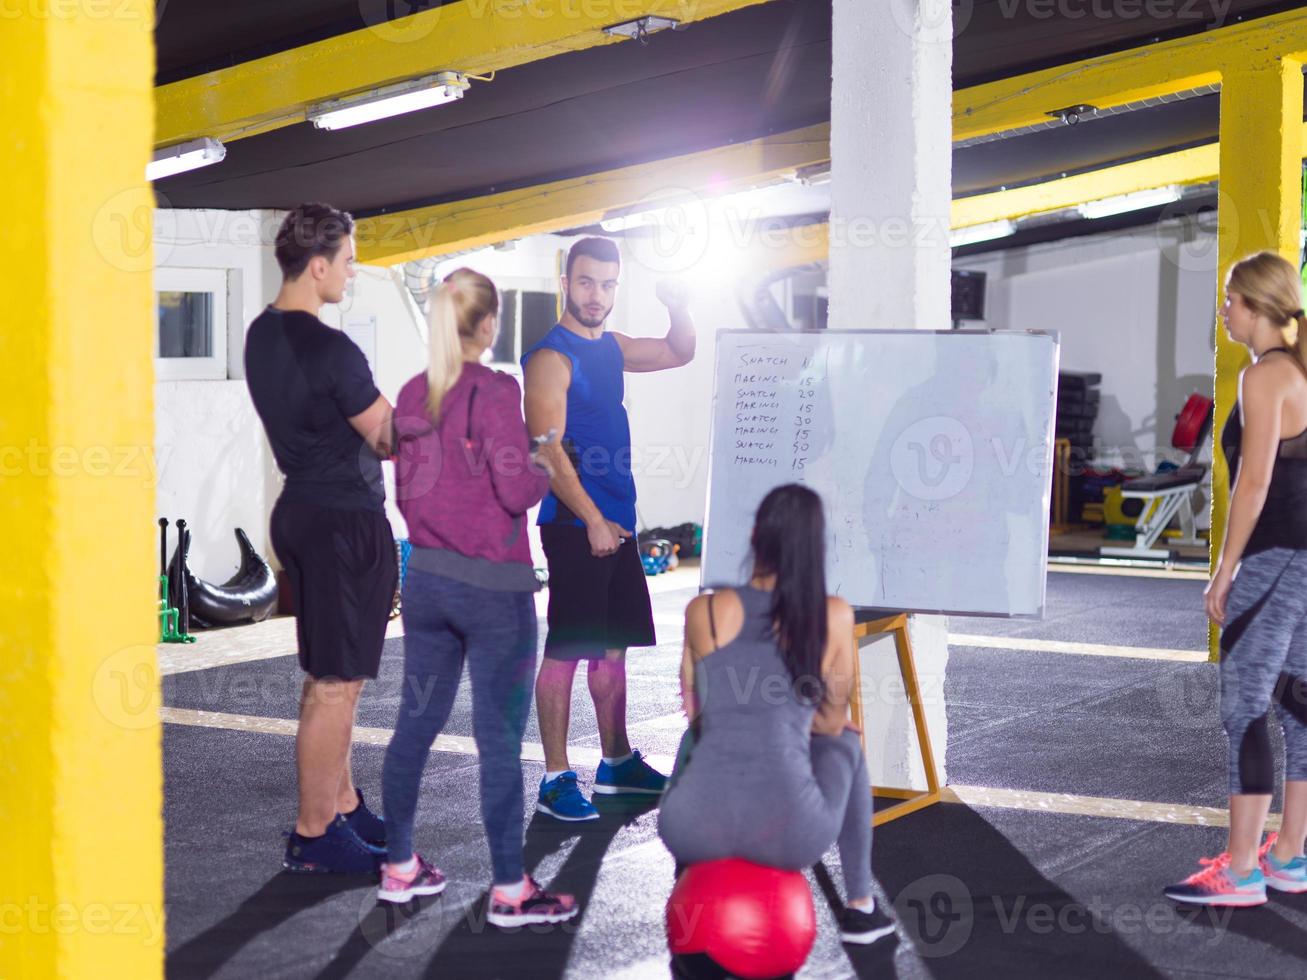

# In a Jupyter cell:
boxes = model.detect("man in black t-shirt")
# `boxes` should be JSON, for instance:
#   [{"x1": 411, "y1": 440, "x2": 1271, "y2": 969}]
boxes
[{"x1": 245, "y1": 203, "x2": 397, "y2": 874}]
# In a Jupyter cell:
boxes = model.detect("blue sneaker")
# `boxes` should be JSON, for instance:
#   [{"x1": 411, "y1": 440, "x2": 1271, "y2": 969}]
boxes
[
  {"x1": 1261, "y1": 833, "x2": 1307, "y2": 893},
  {"x1": 284, "y1": 815, "x2": 383, "y2": 874},
  {"x1": 344, "y1": 789, "x2": 385, "y2": 847},
  {"x1": 593, "y1": 750, "x2": 667, "y2": 796},
  {"x1": 537, "y1": 771, "x2": 599, "y2": 821}
]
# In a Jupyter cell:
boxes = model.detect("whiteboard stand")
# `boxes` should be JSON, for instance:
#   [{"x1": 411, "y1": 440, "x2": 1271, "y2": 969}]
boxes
[{"x1": 849, "y1": 609, "x2": 942, "y2": 827}]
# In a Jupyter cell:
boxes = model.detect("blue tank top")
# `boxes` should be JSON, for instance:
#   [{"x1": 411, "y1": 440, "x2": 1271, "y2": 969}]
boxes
[{"x1": 522, "y1": 324, "x2": 637, "y2": 529}]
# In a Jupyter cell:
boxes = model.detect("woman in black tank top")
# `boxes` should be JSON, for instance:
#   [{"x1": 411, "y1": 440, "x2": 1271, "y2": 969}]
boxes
[
  {"x1": 1208, "y1": 255, "x2": 1307, "y2": 617},
  {"x1": 1166, "y1": 251, "x2": 1307, "y2": 906}
]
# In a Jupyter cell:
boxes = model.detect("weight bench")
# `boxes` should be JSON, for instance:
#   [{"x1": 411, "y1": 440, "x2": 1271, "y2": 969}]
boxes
[{"x1": 1100, "y1": 394, "x2": 1213, "y2": 560}]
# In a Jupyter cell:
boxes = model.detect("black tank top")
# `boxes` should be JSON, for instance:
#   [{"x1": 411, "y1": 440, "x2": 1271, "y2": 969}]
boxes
[{"x1": 1220, "y1": 348, "x2": 1307, "y2": 556}]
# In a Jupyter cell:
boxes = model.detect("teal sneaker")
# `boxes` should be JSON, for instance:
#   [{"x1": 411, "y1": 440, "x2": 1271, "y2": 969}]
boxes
[
  {"x1": 593, "y1": 750, "x2": 667, "y2": 796},
  {"x1": 1261, "y1": 833, "x2": 1307, "y2": 894},
  {"x1": 537, "y1": 771, "x2": 599, "y2": 822}
]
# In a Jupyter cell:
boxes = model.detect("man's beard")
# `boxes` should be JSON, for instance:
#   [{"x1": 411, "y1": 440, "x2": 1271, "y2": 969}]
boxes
[{"x1": 566, "y1": 294, "x2": 610, "y2": 330}]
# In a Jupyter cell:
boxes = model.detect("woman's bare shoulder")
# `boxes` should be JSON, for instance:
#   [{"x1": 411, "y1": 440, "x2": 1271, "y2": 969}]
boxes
[{"x1": 826, "y1": 595, "x2": 854, "y2": 628}]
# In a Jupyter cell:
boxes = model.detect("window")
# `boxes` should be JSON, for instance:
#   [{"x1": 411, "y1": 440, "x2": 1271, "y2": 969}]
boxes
[
  {"x1": 786, "y1": 269, "x2": 829, "y2": 331},
  {"x1": 490, "y1": 286, "x2": 560, "y2": 368},
  {"x1": 155, "y1": 268, "x2": 229, "y2": 381}
]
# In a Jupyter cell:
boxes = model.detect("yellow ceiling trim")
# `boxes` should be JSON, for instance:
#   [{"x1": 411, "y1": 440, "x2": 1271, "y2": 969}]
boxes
[
  {"x1": 356, "y1": 110, "x2": 1307, "y2": 266},
  {"x1": 955, "y1": 6, "x2": 1307, "y2": 143},
  {"x1": 155, "y1": 0, "x2": 779, "y2": 147},
  {"x1": 951, "y1": 143, "x2": 1219, "y2": 229},
  {"x1": 354, "y1": 123, "x2": 831, "y2": 265}
]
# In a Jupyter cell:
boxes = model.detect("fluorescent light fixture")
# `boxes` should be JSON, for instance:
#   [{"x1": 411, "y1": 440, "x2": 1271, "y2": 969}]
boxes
[
  {"x1": 147, "y1": 137, "x2": 226, "y2": 181},
  {"x1": 792, "y1": 163, "x2": 831, "y2": 187},
  {"x1": 309, "y1": 72, "x2": 468, "y2": 131},
  {"x1": 1077, "y1": 185, "x2": 1181, "y2": 220},
  {"x1": 599, "y1": 199, "x2": 695, "y2": 234},
  {"x1": 950, "y1": 220, "x2": 1015, "y2": 248},
  {"x1": 599, "y1": 211, "x2": 652, "y2": 233}
]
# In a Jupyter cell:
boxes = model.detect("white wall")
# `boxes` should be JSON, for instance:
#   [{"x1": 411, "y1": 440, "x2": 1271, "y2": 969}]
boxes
[
  {"x1": 154, "y1": 209, "x2": 280, "y2": 581},
  {"x1": 954, "y1": 217, "x2": 1218, "y2": 477},
  {"x1": 154, "y1": 210, "x2": 432, "y2": 580},
  {"x1": 619, "y1": 254, "x2": 743, "y2": 532}
]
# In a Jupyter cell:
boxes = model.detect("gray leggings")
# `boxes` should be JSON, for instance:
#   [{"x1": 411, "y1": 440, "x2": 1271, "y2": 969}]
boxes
[
  {"x1": 383, "y1": 569, "x2": 537, "y2": 884},
  {"x1": 1219, "y1": 548, "x2": 1307, "y2": 795},
  {"x1": 658, "y1": 727, "x2": 873, "y2": 900}
]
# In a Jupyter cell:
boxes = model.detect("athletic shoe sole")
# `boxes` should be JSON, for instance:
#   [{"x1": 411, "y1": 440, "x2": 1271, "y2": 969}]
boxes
[
  {"x1": 1265, "y1": 876, "x2": 1307, "y2": 893},
  {"x1": 841, "y1": 924, "x2": 897, "y2": 945},
  {"x1": 487, "y1": 907, "x2": 580, "y2": 928},
  {"x1": 591, "y1": 784, "x2": 665, "y2": 796},
  {"x1": 1163, "y1": 890, "x2": 1267, "y2": 907},
  {"x1": 535, "y1": 801, "x2": 600, "y2": 821},
  {"x1": 377, "y1": 880, "x2": 447, "y2": 904}
]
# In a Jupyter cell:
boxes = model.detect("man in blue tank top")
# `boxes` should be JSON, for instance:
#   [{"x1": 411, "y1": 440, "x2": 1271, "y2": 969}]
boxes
[{"x1": 523, "y1": 236, "x2": 696, "y2": 821}]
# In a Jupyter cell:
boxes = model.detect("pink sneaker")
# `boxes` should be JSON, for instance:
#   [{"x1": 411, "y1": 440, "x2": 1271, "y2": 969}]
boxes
[
  {"x1": 377, "y1": 854, "x2": 447, "y2": 904},
  {"x1": 487, "y1": 877, "x2": 578, "y2": 928},
  {"x1": 1164, "y1": 852, "x2": 1267, "y2": 907}
]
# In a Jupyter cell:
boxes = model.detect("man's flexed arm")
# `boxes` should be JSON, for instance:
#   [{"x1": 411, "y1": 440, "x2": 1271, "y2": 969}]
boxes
[
  {"x1": 523, "y1": 349, "x2": 631, "y2": 557},
  {"x1": 612, "y1": 278, "x2": 696, "y2": 372}
]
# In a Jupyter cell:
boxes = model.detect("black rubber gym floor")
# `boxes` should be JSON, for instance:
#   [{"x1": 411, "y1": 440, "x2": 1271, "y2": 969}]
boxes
[{"x1": 162, "y1": 569, "x2": 1306, "y2": 979}]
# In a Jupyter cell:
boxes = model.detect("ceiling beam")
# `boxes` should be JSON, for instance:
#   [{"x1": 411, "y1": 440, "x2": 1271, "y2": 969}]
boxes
[
  {"x1": 954, "y1": 6, "x2": 1307, "y2": 142},
  {"x1": 950, "y1": 144, "x2": 1219, "y2": 229},
  {"x1": 208, "y1": 6, "x2": 1307, "y2": 264},
  {"x1": 354, "y1": 124, "x2": 831, "y2": 265},
  {"x1": 356, "y1": 109, "x2": 1307, "y2": 266},
  {"x1": 155, "y1": 0, "x2": 779, "y2": 148}
]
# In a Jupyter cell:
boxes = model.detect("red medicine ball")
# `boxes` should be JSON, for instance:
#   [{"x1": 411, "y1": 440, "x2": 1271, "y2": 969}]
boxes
[{"x1": 666, "y1": 858, "x2": 817, "y2": 980}]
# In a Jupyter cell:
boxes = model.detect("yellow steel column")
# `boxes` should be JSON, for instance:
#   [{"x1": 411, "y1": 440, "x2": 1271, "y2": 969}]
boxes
[
  {"x1": 1211, "y1": 57, "x2": 1304, "y2": 658},
  {"x1": 0, "y1": 4, "x2": 161, "y2": 977}
]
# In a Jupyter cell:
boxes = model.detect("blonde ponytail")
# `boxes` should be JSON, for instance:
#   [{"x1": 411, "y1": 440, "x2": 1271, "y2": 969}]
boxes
[
  {"x1": 426, "y1": 282, "x2": 465, "y2": 423},
  {"x1": 424, "y1": 268, "x2": 500, "y2": 423}
]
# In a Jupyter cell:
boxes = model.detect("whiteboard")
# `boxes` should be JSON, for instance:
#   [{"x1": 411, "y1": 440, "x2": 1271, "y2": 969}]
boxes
[{"x1": 701, "y1": 330, "x2": 1060, "y2": 618}]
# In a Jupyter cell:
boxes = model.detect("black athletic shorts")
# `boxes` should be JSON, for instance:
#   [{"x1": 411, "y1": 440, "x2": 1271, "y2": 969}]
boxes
[
  {"x1": 540, "y1": 523, "x2": 656, "y2": 660},
  {"x1": 271, "y1": 497, "x2": 397, "y2": 680}
]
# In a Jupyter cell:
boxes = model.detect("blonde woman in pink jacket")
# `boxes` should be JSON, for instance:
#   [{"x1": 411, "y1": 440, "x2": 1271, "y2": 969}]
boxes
[{"x1": 378, "y1": 268, "x2": 578, "y2": 929}]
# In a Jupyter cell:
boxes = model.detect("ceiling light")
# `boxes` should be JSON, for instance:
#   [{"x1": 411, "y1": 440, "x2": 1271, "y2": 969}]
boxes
[
  {"x1": 603, "y1": 16, "x2": 680, "y2": 44},
  {"x1": 147, "y1": 137, "x2": 225, "y2": 181},
  {"x1": 792, "y1": 163, "x2": 831, "y2": 187},
  {"x1": 600, "y1": 211, "x2": 653, "y2": 233},
  {"x1": 950, "y1": 220, "x2": 1016, "y2": 248},
  {"x1": 1045, "y1": 103, "x2": 1099, "y2": 126},
  {"x1": 1077, "y1": 185, "x2": 1181, "y2": 220},
  {"x1": 309, "y1": 72, "x2": 468, "y2": 131}
]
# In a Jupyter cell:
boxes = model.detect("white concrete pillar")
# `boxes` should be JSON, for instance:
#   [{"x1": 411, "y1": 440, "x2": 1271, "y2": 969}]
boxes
[{"x1": 829, "y1": 0, "x2": 953, "y2": 789}]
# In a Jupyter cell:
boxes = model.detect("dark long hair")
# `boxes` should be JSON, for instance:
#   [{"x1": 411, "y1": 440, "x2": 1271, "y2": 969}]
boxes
[{"x1": 750, "y1": 484, "x2": 827, "y2": 702}]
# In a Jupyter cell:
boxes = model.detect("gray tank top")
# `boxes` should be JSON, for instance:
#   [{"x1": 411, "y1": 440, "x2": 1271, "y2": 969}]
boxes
[{"x1": 693, "y1": 585, "x2": 819, "y2": 772}]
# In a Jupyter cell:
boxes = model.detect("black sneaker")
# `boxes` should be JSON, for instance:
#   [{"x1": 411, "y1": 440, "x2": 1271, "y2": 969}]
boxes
[
  {"x1": 344, "y1": 789, "x2": 386, "y2": 847},
  {"x1": 486, "y1": 877, "x2": 579, "y2": 928},
  {"x1": 283, "y1": 815, "x2": 383, "y2": 875},
  {"x1": 840, "y1": 902, "x2": 896, "y2": 945}
]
